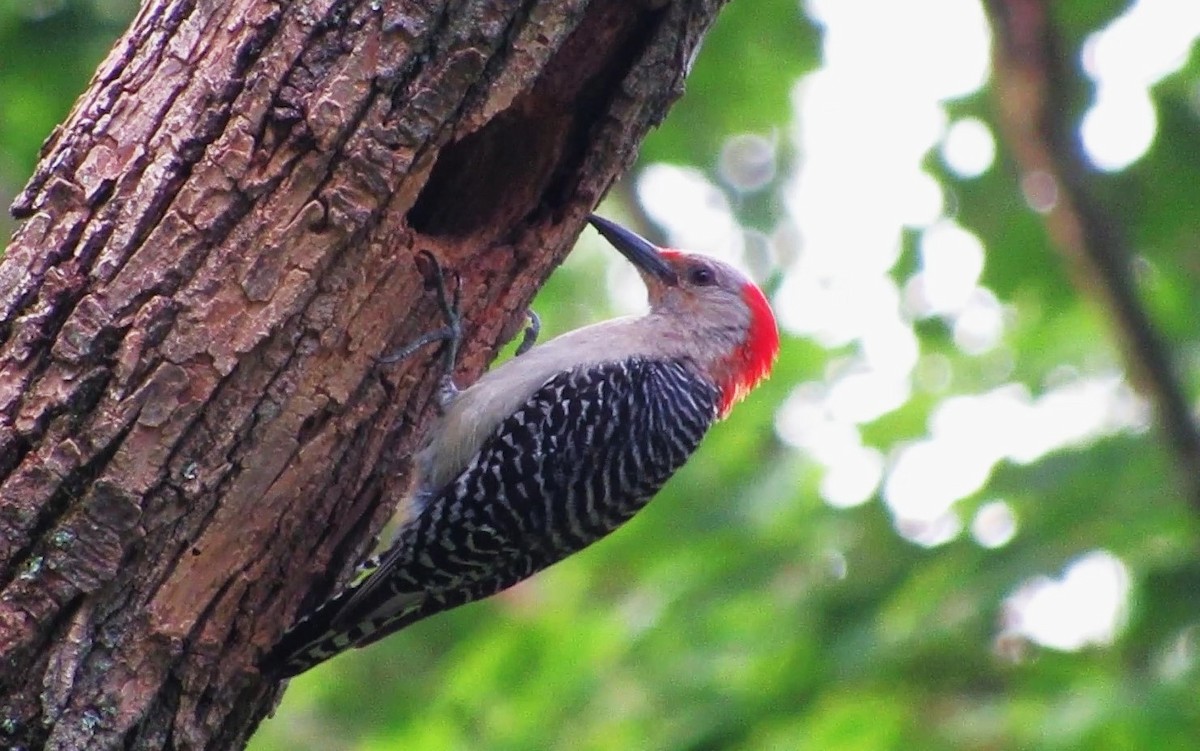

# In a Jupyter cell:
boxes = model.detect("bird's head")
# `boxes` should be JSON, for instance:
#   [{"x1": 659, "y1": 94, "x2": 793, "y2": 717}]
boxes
[{"x1": 587, "y1": 214, "x2": 780, "y2": 417}]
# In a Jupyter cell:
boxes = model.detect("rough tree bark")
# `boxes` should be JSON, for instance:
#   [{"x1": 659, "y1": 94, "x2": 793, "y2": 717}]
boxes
[{"x1": 0, "y1": 0, "x2": 727, "y2": 748}]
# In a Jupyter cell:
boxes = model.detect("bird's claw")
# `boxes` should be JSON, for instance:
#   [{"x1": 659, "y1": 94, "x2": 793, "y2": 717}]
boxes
[
  {"x1": 515, "y1": 310, "x2": 540, "y2": 357},
  {"x1": 379, "y1": 250, "x2": 463, "y2": 409}
]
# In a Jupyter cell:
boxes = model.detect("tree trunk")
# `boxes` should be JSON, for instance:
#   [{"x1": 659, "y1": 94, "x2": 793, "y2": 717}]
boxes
[{"x1": 0, "y1": 0, "x2": 726, "y2": 748}]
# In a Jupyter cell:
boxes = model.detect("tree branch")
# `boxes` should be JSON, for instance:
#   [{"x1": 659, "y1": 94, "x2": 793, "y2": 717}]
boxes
[{"x1": 984, "y1": 0, "x2": 1200, "y2": 507}]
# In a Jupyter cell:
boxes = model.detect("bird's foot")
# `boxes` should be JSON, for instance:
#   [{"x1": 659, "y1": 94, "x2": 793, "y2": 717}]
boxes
[
  {"x1": 379, "y1": 250, "x2": 463, "y2": 409},
  {"x1": 515, "y1": 309, "x2": 540, "y2": 356}
]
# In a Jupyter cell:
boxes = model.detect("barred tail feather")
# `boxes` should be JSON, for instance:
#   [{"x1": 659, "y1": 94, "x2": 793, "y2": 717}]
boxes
[
  {"x1": 260, "y1": 578, "x2": 424, "y2": 678},
  {"x1": 260, "y1": 587, "x2": 354, "y2": 678}
]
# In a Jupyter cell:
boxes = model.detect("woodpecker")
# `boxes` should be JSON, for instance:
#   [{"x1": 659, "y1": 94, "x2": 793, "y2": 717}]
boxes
[{"x1": 262, "y1": 215, "x2": 780, "y2": 678}]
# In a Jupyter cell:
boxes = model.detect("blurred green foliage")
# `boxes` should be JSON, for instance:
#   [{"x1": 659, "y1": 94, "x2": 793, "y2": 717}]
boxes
[
  {"x1": 0, "y1": 0, "x2": 134, "y2": 228},
  {"x1": 4, "y1": 1, "x2": 1200, "y2": 749},
  {"x1": 639, "y1": 0, "x2": 817, "y2": 168}
]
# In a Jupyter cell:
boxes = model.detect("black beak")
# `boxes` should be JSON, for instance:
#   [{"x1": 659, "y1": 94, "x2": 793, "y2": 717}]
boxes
[{"x1": 587, "y1": 214, "x2": 678, "y2": 285}]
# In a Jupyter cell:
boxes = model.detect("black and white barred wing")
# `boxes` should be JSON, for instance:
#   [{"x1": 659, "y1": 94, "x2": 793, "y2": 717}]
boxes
[{"x1": 263, "y1": 357, "x2": 719, "y2": 677}]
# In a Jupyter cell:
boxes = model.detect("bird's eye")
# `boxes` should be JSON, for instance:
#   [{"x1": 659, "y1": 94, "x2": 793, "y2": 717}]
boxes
[{"x1": 688, "y1": 265, "x2": 716, "y2": 286}]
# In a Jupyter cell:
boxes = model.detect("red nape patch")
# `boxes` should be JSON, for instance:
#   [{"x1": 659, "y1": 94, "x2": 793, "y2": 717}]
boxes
[{"x1": 717, "y1": 281, "x2": 780, "y2": 418}]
